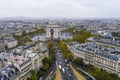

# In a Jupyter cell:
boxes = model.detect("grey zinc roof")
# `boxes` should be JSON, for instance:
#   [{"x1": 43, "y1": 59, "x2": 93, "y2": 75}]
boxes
[
  {"x1": 0, "y1": 65, "x2": 20, "y2": 80},
  {"x1": 96, "y1": 50, "x2": 119, "y2": 61},
  {"x1": 72, "y1": 42, "x2": 120, "y2": 61}
]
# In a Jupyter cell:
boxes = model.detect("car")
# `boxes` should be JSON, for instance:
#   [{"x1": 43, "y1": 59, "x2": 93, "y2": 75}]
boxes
[
  {"x1": 66, "y1": 64, "x2": 69, "y2": 66},
  {"x1": 73, "y1": 78, "x2": 77, "y2": 80},
  {"x1": 62, "y1": 68, "x2": 65, "y2": 73},
  {"x1": 66, "y1": 67, "x2": 68, "y2": 70},
  {"x1": 59, "y1": 61, "x2": 62, "y2": 64},
  {"x1": 58, "y1": 65, "x2": 61, "y2": 69},
  {"x1": 57, "y1": 52, "x2": 60, "y2": 54},
  {"x1": 65, "y1": 59, "x2": 67, "y2": 62},
  {"x1": 69, "y1": 74, "x2": 72, "y2": 76}
]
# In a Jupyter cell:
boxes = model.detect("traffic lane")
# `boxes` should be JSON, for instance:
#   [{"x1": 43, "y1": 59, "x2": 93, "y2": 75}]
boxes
[
  {"x1": 61, "y1": 57, "x2": 77, "y2": 80},
  {"x1": 56, "y1": 61, "x2": 69, "y2": 80},
  {"x1": 64, "y1": 63, "x2": 74, "y2": 80},
  {"x1": 64, "y1": 60, "x2": 77, "y2": 80},
  {"x1": 56, "y1": 52, "x2": 68, "y2": 80},
  {"x1": 61, "y1": 70, "x2": 69, "y2": 80},
  {"x1": 62, "y1": 63, "x2": 74, "y2": 80},
  {"x1": 54, "y1": 42, "x2": 77, "y2": 80},
  {"x1": 56, "y1": 50, "x2": 77, "y2": 80},
  {"x1": 58, "y1": 59, "x2": 70, "y2": 79},
  {"x1": 54, "y1": 42, "x2": 71, "y2": 80},
  {"x1": 60, "y1": 64, "x2": 70, "y2": 80},
  {"x1": 57, "y1": 55, "x2": 70, "y2": 80}
]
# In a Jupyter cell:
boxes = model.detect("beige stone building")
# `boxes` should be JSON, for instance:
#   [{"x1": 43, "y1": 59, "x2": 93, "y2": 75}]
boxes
[
  {"x1": 67, "y1": 42, "x2": 120, "y2": 77},
  {"x1": 7, "y1": 42, "x2": 49, "y2": 80},
  {"x1": 5, "y1": 38, "x2": 18, "y2": 48}
]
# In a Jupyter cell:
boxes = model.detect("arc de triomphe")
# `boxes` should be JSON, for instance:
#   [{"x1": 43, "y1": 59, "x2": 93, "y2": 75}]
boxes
[{"x1": 46, "y1": 25, "x2": 61, "y2": 39}]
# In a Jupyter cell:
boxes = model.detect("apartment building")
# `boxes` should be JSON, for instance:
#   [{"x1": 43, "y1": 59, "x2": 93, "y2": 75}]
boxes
[
  {"x1": 0, "y1": 42, "x2": 49, "y2": 80},
  {"x1": 0, "y1": 65, "x2": 20, "y2": 80},
  {"x1": 9, "y1": 54, "x2": 32, "y2": 80},
  {"x1": 67, "y1": 42, "x2": 120, "y2": 77},
  {"x1": 4, "y1": 38, "x2": 18, "y2": 49}
]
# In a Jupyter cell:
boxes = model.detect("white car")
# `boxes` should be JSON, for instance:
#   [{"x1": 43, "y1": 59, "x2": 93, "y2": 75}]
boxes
[
  {"x1": 58, "y1": 65, "x2": 61, "y2": 69},
  {"x1": 62, "y1": 68, "x2": 65, "y2": 73}
]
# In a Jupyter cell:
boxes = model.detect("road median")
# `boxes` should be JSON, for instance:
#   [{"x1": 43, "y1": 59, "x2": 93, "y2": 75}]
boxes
[
  {"x1": 53, "y1": 66, "x2": 62, "y2": 80},
  {"x1": 70, "y1": 63, "x2": 87, "y2": 80}
]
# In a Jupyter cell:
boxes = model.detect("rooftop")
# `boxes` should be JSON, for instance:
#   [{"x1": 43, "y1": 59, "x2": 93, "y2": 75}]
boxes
[
  {"x1": 9, "y1": 54, "x2": 29, "y2": 65},
  {"x1": 71, "y1": 42, "x2": 120, "y2": 61},
  {"x1": 0, "y1": 65, "x2": 20, "y2": 80}
]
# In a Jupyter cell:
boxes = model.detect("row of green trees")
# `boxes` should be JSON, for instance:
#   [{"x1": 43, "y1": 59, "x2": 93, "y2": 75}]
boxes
[
  {"x1": 73, "y1": 30, "x2": 94, "y2": 43},
  {"x1": 13, "y1": 31, "x2": 29, "y2": 44},
  {"x1": 73, "y1": 58, "x2": 120, "y2": 80},
  {"x1": 27, "y1": 68, "x2": 46, "y2": 80},
  {"x1": 62, "y1": 27, "x2": 94, "y2": 43},
  {"x1": 42, "y1": 57, "x2": 54, "y2": 70},
  {"x1": 112, "y1": 32, "x2": 120, "y2": 37},
  {"x1": 13, "y1": 31, "x2": 32, "y2": 46},
  {"x1": 59, "y1": 41, "x2": 73, "y2": 60},
  {"x1": 62, "y1": 27, "x2": 75, "y2": 33},
  {"x1": 47, "y1": 41, "x2": 56, "y2": 61},
  {"x1": 28, "y1": 28, "x2": 45, "y2": 37},
  {"x1": 13, "y1": 28, "x2": 45, "y2": 46}
]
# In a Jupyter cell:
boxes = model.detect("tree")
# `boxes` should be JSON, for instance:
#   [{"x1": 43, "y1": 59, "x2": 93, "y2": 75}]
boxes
[
  {"x1": 66, "y1": 53, "x2": 73, "y2": 60},
  {"x1": 48, "y1": 42, "x2": 53, "y2": 47},
  {"x1": 47, "y1": 42, "x2": 56, "y2": 61},
  {"x1": 73, "y1": 30, "x2": 94, "y2": 43},
  {"x1": 80, "y1": 25, "x2": 84, "y2": 28},
  {"x1": 59, "y1": 41, "x2": 73, "y2": 60},
  {"x1": 73, "y1": 57, "x2": 120, "y2": 80},
  {"x1": 29, "y1": 70, "x2": 38, "y2": 80},
  {"x1": 22, "y1": 30, "x2": 27, "y2": 36},
  {"x1": 74, "y1": 58, "x2": 84, "y2": 66},
  {"x1": 96, "y1": 70, "x2": 112, "y2": 80},
  {"x1": 37, "y1": 69, "x2": 44, "y2": 79},
  {"x1": 42, "y1": 57, "x2": 53, "y2": 70},
  {"x1": 42, "y1": 57, "x2": 50, "y2": 70}
]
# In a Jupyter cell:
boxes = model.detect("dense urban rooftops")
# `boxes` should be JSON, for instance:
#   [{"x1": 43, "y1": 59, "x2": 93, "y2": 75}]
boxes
[
  {"x1": 0, "y1": 65, "x2": 20, "y2": 80},
  {"x1": 68, "y1": 42, "x2": 120, "y2": 61}
]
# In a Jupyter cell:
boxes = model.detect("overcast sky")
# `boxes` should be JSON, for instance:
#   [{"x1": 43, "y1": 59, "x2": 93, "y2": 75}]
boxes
[{"x1": 0, "y1": 0, "x2": 120, "y2": 18}]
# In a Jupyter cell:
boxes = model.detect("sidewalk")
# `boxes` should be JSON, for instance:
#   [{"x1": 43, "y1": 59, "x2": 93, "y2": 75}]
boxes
[
  {"x1": 54, "y1": 66, "x2": 62, "y2": 80},
  {"x1": 70, "y1": 64, "x2": 86, "y2": 80},
  {"x1": 72, "y1": 63, "x2": 96, "y2": 80}
]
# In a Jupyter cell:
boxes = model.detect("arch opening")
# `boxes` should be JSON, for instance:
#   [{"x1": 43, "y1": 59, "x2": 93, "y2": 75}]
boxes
[{"x1": 50, "y1": 29, "x2": 54, "y2": 39}]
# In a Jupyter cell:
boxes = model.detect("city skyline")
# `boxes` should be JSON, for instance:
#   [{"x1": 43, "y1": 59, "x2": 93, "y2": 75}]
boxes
[{"x1": 0, "y1": 0, "x2": 120, "y2": 18}]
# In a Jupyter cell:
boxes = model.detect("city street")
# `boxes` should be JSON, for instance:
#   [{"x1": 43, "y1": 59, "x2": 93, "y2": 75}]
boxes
[{"x1": 54, "y1": 41, "x2": 77, "y2": 80}]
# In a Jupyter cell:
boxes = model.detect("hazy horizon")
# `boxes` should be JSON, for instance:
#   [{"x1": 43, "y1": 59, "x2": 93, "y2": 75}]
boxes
[{"x1": 0, "y1": 0, "x2": 120, "y2": 18}]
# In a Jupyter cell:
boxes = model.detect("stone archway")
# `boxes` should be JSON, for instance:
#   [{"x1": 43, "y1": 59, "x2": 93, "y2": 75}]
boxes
[{"x1": 46, "y1": 25, "x2": 61, "y2": 40}]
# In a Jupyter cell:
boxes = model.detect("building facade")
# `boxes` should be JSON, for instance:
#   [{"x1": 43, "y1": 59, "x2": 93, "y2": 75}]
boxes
[
  {"x1": 3, "y1": 42, "x2": 49, "y2": 80},
  {"x1": 5, "y1": 38, "x2": 18, "y2": 48},
  {"x1": 67, "y1": 42, "x2": 120, "y2": 77}
]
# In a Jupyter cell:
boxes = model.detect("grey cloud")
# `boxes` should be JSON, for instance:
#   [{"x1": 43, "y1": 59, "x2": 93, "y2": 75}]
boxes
[{"x1": 0, "y1": 0, "x2": 120, "y2": 18}]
